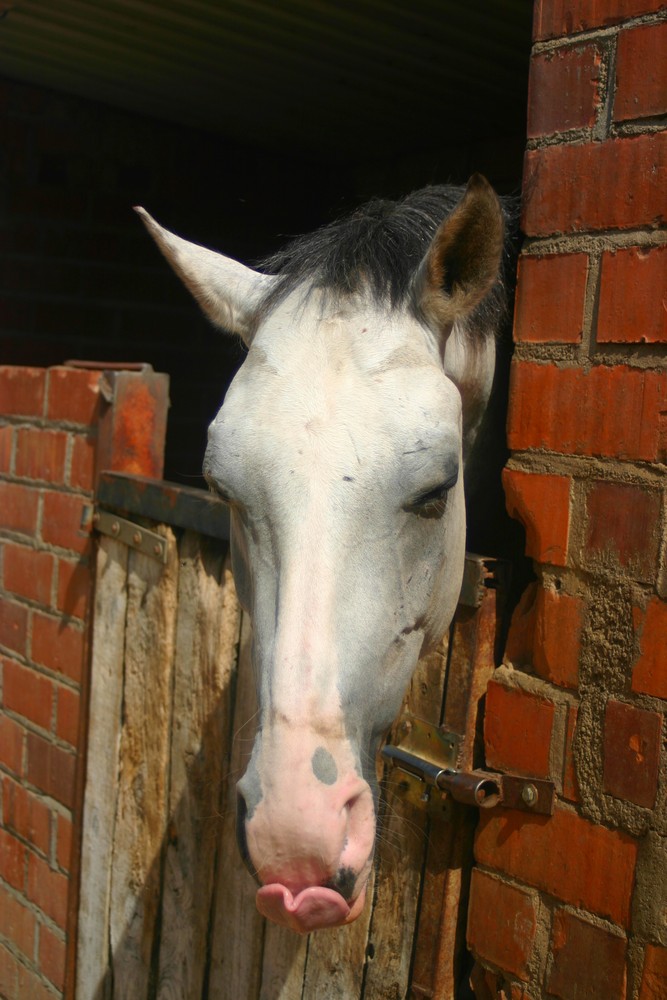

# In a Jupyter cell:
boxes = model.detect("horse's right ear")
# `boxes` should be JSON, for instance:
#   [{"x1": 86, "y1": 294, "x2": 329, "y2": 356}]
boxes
[
  {"x1": 135, "y1": 208, "x2": 275, "y2": 345},
  {"x1": 414, "y1": 174, "x2": 504, "y2": 334}
]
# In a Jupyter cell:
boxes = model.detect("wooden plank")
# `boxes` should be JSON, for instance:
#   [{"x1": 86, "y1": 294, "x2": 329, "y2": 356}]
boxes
[
  {"x1": 362, "y1": 639, "x2": 450, "y2": 1000},
  {"x1": 97, "y1": 472, "x2": 230, "y2": 541},
  {"x1": 156, "y1": 534, "x2": 241, "y2": 999},
  {"x1": 108, "y1": 525, "x2": 179, "y2": 999},
  {"x1": 410, "y1": 588, "x2": 500, "y2": 1000},
  {"x1": 76, "y1": 536, "x2": 128, "y2": 1000},
  {"x1": 301, "y1": 869, "x2": 375, "y2": 1000},
  {"x1": 259, "y1": 923, "x2": 308, "y2": 1000},
  {"x1": 207, "y1": 613, "x2": 267, "y2": 1000}
]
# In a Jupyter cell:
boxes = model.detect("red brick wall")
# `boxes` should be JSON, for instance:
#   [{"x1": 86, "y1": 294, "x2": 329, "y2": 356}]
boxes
[
  {"x1": 467, "y1": 2, "x2": 667, "y2": 998},
  {"x1": 0, "y1": 364, "x2": 167, "y2": 999}
]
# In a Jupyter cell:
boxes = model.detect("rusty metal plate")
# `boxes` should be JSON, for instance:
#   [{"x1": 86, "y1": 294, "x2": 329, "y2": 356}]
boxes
[{"x1": 500, "y1": 775, "x2": 556, "y2": 816}]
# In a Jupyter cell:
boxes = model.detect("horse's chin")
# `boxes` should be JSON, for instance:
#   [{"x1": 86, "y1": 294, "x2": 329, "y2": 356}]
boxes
[{"x1": 256, "y1": 882, "x2": 368, "y2": 934}]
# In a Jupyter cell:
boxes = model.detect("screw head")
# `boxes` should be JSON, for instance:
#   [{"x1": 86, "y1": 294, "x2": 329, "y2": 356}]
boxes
[
  {"x1": 521, "y1": 783, "x2": 538, "y2": 807},
  {"x1": 111, "y1": 521, "x2": 120, "y2": 535}
]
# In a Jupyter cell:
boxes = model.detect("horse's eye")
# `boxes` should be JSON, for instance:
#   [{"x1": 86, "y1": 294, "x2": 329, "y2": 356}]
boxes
[
  {"x1": 406, "y1": 472, "x2": 458, "y2": 514},
  {"x1": 205, "y1": 474, "x2": 232, "y2": 504}
]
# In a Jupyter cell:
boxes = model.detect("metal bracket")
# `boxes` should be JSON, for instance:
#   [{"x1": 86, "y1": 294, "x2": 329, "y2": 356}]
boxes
[
  {"x1": 93, "y1": 508, "x2": 168, "y2": 563},
  {"x1": 382, "y1": 714, "x2": 555, "y2": 817}
]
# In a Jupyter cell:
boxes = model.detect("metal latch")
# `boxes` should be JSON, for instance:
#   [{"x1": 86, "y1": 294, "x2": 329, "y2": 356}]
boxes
[
  {"x1": 93, "y1": 508, "x2": 168, "y2": 564},
  {"x1": 382, "y1": 715, "x2": 555, "y2": 817}
]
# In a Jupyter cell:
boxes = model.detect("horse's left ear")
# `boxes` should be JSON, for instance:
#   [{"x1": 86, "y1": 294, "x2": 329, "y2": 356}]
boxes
[
  {"x1": 414, "y1": 174, "x2": 504, "y2": 332},
  {"x1": 135, "y1": 207, "x2": 276, "y2": 345}
]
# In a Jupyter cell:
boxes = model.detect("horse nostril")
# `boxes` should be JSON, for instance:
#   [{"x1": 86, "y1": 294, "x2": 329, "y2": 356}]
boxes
[
  {"x1": 324, "y1": 865, "x2": 358, "y2": 903},
  {"x1": 235, "y1": 791, "x2": 260, "y2": 885}
]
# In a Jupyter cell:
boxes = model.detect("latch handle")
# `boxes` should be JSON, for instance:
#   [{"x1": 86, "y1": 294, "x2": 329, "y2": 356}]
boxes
[{"x1": 381, "y1": 746, "x2": 501, "y2": 809}]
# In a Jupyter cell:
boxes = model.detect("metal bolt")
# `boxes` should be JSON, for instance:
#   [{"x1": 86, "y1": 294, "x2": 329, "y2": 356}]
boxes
[
  {"x1": 111, "y1": 521, "x2": 120, "y2": 535},
  {"x1": 154, "y1": 543, "x2": 162, "y2": 556},
  {"x1": 133, "y1": 531, "x2": 142, "y2": 545},
  {"x1": 521, "y1": 783, "x2": 538, "y2": 807}
]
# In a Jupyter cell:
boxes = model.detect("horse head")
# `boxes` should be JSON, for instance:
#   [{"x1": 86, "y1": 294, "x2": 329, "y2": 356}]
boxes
[{"x1": 137, "y1": 175, "x2": 507, "y2": 933}]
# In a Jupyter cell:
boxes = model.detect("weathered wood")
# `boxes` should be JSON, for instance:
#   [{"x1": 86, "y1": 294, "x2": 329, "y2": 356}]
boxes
[
  {"x1": 362, "y1": 639, "x2": 450, "y2": 1000},
  {"x1": 207, "y1": 613, "x2": 266, "y2": 1000},
  {"x1": 410, "y1": 589, "x2": 499, "y2": 1000},
  {"x1": 108, "y1": 526, "x2": 179, "y2": 1000},
  {"x1": 259, "y1": 923, "x2": 308, "y2": 1000},
  {"x1": 76, "y1": 537, "x2": 129, "y2": 1000},
  {"x1": 97, "y1": 472, "x2": 230, "y2": 541},
  {"x1": 156, "y1": 535, "x2": 241, "y2": 1000},
  {"x1": 302, "y1": 890, "x2": 374, "y2": 1000}
]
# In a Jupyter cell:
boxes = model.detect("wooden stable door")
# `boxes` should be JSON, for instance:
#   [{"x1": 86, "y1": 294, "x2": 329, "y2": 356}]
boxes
[{"x1": 76, "y1": 477, "x2": 502, "y2": 1000}]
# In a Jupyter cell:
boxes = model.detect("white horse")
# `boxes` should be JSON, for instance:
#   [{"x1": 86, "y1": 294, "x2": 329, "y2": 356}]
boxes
[{"x1": 138, "y1": 175, "x2": 511, "y2": 934}]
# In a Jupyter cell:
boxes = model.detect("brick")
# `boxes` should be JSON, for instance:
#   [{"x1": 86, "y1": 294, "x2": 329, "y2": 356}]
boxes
[
  {"x1": 475, "y1": 807, "x2": 637, "y2": 926},
  {"x1": 547, "y1": 909, "x2": 627, "y2": 1000},
  {"x1": 603, "y1": 699, "x2": 662, "y2": 808},
  {"x1": 513, "y1": 253, "x2": 588, "y2": 343},
  {"x1": 640, "y1": 943, "x2": 667, "y2": 1000},
  {"x1": 467, "y1": 870, "x2": 538, "y2": 979},
  {"x1": 632, "y1": 598, "x2": 667, "y2": 699},
  {"x1": 505, "y1": 583, "x2": 584, "y2": 688},
  {"x1": 562, "y1": 705, "x2": 581, "y2": 802},
  {"x1": 31, "y1": 612, "x2": 85, "y2": 683},
  {"x1": 26, "y1": 850, "x2": 69, "y2": 928},
  {"x1": 56, "y1": 813, "x2": 72, "y2": 872},
  {"x1": 502, "y1": 468, "x2": 571, "y2": 567},
  {"x1": 26, "y1": 731, "x2": 76, "y2": 809},
  {"x1": 0, "y1": 481, "x2": 40, "y2": 536},
  {"x1": 528, "y1": 44, "x2": 602, "y2": 137},
  {"x1": 507, "y1": 362, "x2": 667, "y2": 463},
  {"x1": 46, "y1": 365, "x2": 102, "y2": 425},
  {"x1": 485, "y1": 680, "x2": 556, "y2": 779},
  {"x1": 534, "y1": 0, "x2": 667, "y2": 42},
  {"x1": 0, "y1": 424, "x2": 13, "y2": 473},
  {"x1": 0, "y1": 366, "x2": 46, "y2": 417},
  {"x1": 17, "y1": 963, "x2": 59, "y2": 1000},
  {"x1": 2, "y1": 776, "x2": 51, "y2": 855},
  {"x1": 15, "y1": 428, "x2": 68, "y2": 484},
  {"x1": 0, "y1": 712, "x2": 24, "y2": 776},
  {"x1": 55, "y1": 685, "x2": 79, "y2": 747},
  {"x1": 615, "y1": 21, "x2": 667, "y2": 122},
  {"x1": 523, "y1": 134, "x2": 667, "y2": 235},
  {"x1": 505, "y1": 583, "x2": 538, "y2": 668},
  {"x1": 3, "y1": 542, "x2": 55, "y2": 606},
  {"x1": 38, "y1": 924, "x2": 65, "y2": 990},
  {"x1": 2, "y1": 659, "x2": 54, "y2": 732},
  {"x1": 0, "y1": 883, "x2": 36, "y2": 961},
  {"x1": 598, "y1": 245, "x2": 667, "y2": 344},
  {"x1": 0, "y1": 597, "x2": 28, "y2": 657},
  {"x1": 69, "y1": 431, "x2": 95, "y2": 491},
  {"x1": 56, "y1": 556, "x2": 92, "y2": 620},
  {"x1": 0, "y1": 827, "x2": 26, "y2": 891},
  {"x1": 0, "y1": 941, "x2": 20, "y2": 999},
  {"x1": 583, "y1": 481, "x2": 661, "y2": 581},
  {"x1": 534, "y1": 587, "x2": 583, "y2": 689},
  {"x1": 41, "y1": 490, "x2": 92, "y2": 555}
]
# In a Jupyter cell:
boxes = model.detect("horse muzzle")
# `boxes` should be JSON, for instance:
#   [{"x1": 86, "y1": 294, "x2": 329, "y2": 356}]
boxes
[{"x1": 236, "y1": 738, "x2": 376, "y2": 933}]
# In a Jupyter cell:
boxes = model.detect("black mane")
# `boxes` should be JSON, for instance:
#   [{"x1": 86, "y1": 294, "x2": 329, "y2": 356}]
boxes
[{"x1": 257, "y1": 184, "x2": 519, "y2": 335}]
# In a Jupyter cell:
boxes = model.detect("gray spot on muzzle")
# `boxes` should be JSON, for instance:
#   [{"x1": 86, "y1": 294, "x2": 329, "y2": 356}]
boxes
[{"x1": 311, "y1": 746, "x2": 338, "y2": 785}]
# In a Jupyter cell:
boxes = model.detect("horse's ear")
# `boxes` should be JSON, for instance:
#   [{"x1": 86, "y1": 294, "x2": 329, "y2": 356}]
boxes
[
  {"x1": 135, "y1": 208, "x2": 275, "y2": 345},
  {"x1": 415, "y1": 174, "x2": 504, "y2": 332}
]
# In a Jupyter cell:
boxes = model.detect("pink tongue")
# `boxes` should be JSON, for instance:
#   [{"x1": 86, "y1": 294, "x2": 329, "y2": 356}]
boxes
[{"x1": 256, "y1": 884, "x2": 351, "y2": 933}]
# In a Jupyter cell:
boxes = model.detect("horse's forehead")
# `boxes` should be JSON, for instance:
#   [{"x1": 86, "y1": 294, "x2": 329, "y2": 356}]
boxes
[
  {"x1": 210, "y1": 292, "x2": 461, "y2": 480},
  {"x1": 253, "y1": 292, "x2": 435, "y2": 377}
]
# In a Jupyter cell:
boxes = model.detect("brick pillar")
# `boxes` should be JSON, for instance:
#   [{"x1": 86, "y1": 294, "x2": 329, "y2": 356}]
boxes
[
  {"x1": 466, "y1": 2, "x2": 667, "y2": 999},
  {"x1": 0, "y1": 363, "x2": 168, "y2": 999}
]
